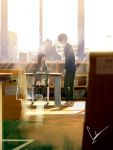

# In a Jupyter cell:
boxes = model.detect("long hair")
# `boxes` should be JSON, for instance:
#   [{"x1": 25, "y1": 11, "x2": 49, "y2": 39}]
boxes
[{"x1": 37, "y1": 53, "x2": 46, "y2": 65}]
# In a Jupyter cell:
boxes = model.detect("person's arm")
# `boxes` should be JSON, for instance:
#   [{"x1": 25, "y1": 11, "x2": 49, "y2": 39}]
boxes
[
  {"x1": 64, "y1": 43, "x2": 75, "y2": 71},
  {"x1": 40, "y1": 64, "x2": 49, "y2": 86},
  {"x1": 34, "y1": 64, "x2": 41, "y2": 85},
  {"x1": 64, "y1": 43, "x2": 71, "y2": 70}
]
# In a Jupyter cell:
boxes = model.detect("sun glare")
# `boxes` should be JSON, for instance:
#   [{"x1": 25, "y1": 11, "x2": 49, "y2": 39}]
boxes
[
  {"x1": 43, "y1": 0, "x2": 77, "y2": 45},
  {"x1": 8, "y1": 0, "x2": 113, "y2": 53},
  {"x1": 8, "y1": 0, "x2": 77, "y2": 52},
  {"x1": 85, "y1": 0, "x2": 113, "y2": 51},
  {"x1": 8, "y1": 0, "x2": 39, "y2": 51}
]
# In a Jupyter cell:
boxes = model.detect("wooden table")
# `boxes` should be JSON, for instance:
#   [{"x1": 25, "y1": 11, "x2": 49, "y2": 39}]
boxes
[{"x1": 0, "y1": 73, "x2": 13, "y2": 150}]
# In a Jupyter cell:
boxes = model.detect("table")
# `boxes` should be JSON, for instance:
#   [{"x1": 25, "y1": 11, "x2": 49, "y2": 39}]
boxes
[
  {"x1": 25, "y1": 72, "x2": 62, "y2": 106},
  {"x1": 0, "y1": 73, "x2": 13, "y2": 150}
]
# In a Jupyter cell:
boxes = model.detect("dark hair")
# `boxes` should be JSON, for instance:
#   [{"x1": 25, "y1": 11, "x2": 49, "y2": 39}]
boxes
[
  {"x1": 37, "y1": 53, "x2": 46, "y2": 65},
  {"x1": 58, "y1": 33, "x2": 67, "y2": 42}
]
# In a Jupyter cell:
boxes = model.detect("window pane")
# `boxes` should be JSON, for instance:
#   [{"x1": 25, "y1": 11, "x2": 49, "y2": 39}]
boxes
[
  {"x1": 0, "y1": 0, "x2": 1, "y2": 28},
  {"x1": 43, "y1": 0, "x2": 77, "y2": 58},
  {"x1": 8, "y1": 0, "x2": 39, "y2": 56},
  {"x1": 85, "y1": 0, "x2": 113, "y2": 52},
  {"x1": 0, "y1": 0, "x2": 1, "y2": 54}
]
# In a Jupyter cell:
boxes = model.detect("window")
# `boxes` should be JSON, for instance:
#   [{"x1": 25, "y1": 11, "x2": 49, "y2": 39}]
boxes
[
  {"x1": 85, "y1": 0, "x2": 113, "y2": 52},
  {"x1": 43, "y1": 0, "x2": 77, "y2": 43},
  {"x1": 8, "y1": 0, "x2": 39, "y2": 52},
  {"x1": 43, "y1": 0, "x2": 78, "y2": 58},
  {"x1": 0, "y1": 0, "x2": 1, "y2": 55},
  {"x1": 6, "y1": 0, "x2": 78, "y2": 61}
]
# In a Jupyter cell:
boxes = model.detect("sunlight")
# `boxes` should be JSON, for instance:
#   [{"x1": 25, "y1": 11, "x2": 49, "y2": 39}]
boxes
[
  {"x1": 8, "y1": 0, "x2": 113, "y2": 53},
  {"x1": 8, "y1": 0, "x2": 39, "y2": 51},
  {"x1": 85, "y1": 0, "x2": 113, "y2": 51},
  {"x1": 8, "y1": 0, "x2": 77, "y2": 52},
  {"x1": 43, "y1": 0, "x2": 77, "y2": 45}
]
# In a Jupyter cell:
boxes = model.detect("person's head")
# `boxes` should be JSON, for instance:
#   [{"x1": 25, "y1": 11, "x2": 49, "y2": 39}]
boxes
[
  {"x1": 43, "y1": 39, "x2": 52, "y2": 49},
  {"x1": 58, "y1": 33, "x2": 68, "y2": 45},
  {"x1": 37, "y1": 53, "x2": 46, "y2": 65}
]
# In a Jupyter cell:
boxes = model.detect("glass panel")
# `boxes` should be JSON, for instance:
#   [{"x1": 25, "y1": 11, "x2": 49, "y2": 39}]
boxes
[
  {"x1": 43, "y1": 0, "x2": 77, "y2": 60},
  {"x1": 85, "y1": 0, "x2": 113, "y2": 52},
  {"x1": 8, "y1": 0, "x2": 39, "y2": 62},
  {"x1": 0, "y1": 2, "x2": 2, "y2": 149},
  {"x1": 0, "y1": 0, "x2": 1, "y2": 54}
]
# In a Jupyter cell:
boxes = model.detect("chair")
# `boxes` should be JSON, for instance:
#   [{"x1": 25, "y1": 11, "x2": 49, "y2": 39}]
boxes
[{"x1": 31, "y1": 72, "x2": 50, "y2": 105}]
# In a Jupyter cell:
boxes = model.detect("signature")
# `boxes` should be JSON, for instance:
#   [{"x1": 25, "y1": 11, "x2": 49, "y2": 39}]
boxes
[{"x1": 86, "y1": 125, "x2": 109, "y2": 144}]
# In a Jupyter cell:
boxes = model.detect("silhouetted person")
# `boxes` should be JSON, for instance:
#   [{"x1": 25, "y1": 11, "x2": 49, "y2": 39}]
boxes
[
  {"x1": 33, "y1": 53, "x2": 49, "y2": 104},
  {"x1": 58, "y1": 33, "x2": 76, "y2": 106},
  {"x1": 43, "y1": 39, "x2": 62, "y2": 61}
]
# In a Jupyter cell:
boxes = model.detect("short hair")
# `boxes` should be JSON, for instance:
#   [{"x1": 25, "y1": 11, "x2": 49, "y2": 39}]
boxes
[
  {"x1": 58, "y1": 33, "x2": 68, "y2": 42},
  {"x1": 44, "y1": 39, "x2": 52, "y2": 45},
  {"x1": 43, "y1": 39, "x2": 52, "y2": 47}
]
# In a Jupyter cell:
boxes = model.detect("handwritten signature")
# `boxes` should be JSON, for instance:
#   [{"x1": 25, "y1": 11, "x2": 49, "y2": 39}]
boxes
[{"x1": 86, "y1": 125, "x2": 109, "y2": 144}]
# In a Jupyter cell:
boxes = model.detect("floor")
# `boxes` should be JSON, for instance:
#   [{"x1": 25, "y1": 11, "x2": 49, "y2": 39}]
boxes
[{"x1": 3, "y1": 101, "x2": 85, "y2": 150}]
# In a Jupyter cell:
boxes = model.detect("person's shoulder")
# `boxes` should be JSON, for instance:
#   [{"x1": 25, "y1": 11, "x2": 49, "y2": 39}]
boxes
[{"x1": 65, "y1": 43, "x2": 72, "y2": 49}]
